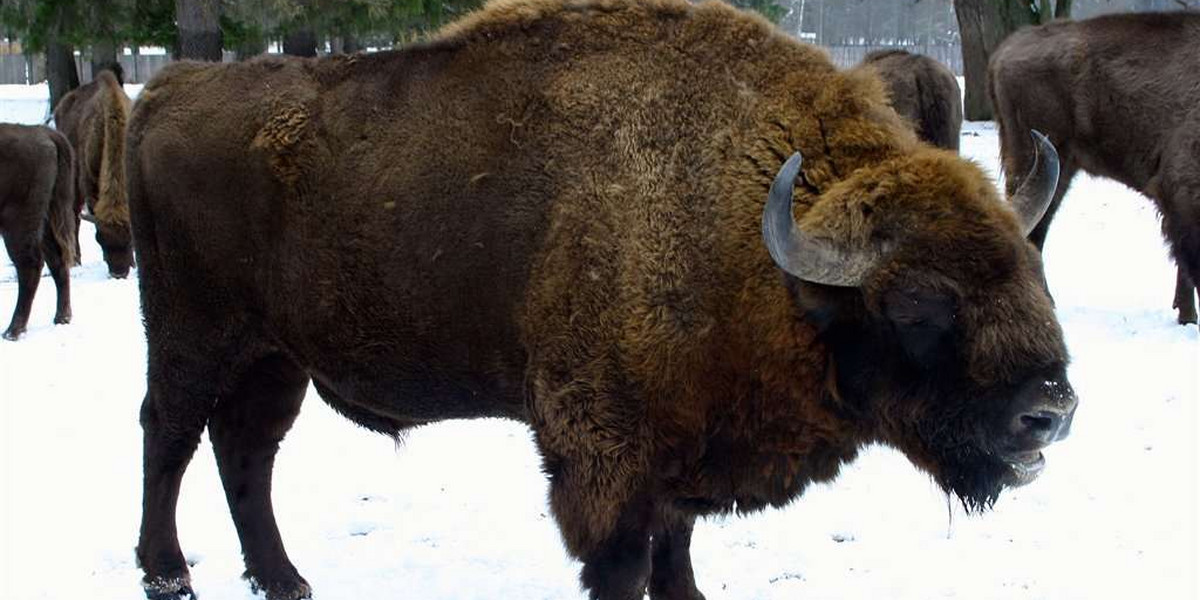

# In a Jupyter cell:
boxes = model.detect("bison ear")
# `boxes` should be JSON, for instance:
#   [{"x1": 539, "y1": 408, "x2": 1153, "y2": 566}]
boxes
[{"x1": 787, "y1": 278, "x2": 863, "y2": 335}]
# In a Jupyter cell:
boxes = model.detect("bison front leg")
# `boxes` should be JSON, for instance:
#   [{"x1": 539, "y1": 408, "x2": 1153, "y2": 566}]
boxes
[
  {"x1": 650, "y1": 512, "x2": 705, "y2": 600},
  {"x1": 208, "y1": 354, "x2": 311, "y2": 600}
]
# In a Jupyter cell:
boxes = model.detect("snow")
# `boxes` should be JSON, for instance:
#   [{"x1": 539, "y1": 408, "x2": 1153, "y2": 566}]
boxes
[{"x1": 2, "y1": 90, "x2": 1197, "y2": 600}]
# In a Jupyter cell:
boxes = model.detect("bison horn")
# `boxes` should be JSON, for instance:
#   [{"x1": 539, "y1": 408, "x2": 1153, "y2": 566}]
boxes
[
  {"x1": 1011, "y1": 130, "x2": 1061, "y2": 236},
  {"x1": 762, "y1": 153, "x2": 884, "y2": 287},
  {"x1": 79, "y1": 212, "x2": 98, "y2": 224}
]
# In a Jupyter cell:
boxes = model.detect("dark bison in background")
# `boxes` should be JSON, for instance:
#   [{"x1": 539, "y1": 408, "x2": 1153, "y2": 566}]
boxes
[
  {"x1": 990, "y1": 12, "x2": 1200, "y2": 326},
  {"x1": 0, "y1": 124, "x2": 75, "y2": 340},
  {"x1": 859, "y1": 49, "x2": 962, "y2": 152},
  {"x1": 129, "y1": 0, "x2": 1077, "y2": 599},
  {"x1": 53, "y1": 68, "x2": 135, "y2": 278}
]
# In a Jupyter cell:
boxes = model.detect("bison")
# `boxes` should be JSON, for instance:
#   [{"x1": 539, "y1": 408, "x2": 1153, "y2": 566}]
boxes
[
  {"x1": 53, "y1": 67, "x2": 134, "y2": 278},
  {"x1": 859, "y1": 49, "x2": 963, "y2": 152},
  {"x1": 129, "y1": 1, "x2": 1077, "y2": 599},
  {"x1": 0, "y1": 124, "x2": 76, "y2": 340},
  {"x1": 989, "y1": 12, "x2": 1200, "y2": 326}
]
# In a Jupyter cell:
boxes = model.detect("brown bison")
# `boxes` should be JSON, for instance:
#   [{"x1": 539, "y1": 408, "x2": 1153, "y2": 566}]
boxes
[
  {"x1": 0, "y1": 124, "x2": 76, "y2": 340},
  {"x1": 53, "y1": 67, "x2": 134, "y2": 278},
  {"x1": 129, "y1": 1, "x2": 1077, "y2": 599},
  {"x1": 860, "y1": 49, "x2": 963, "y2": 152},
  {"x1": 990, "y1": 12, "x2": 1200, "y2": 326}
]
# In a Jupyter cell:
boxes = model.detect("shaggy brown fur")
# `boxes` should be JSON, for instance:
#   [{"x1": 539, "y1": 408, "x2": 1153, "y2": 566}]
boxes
[
  {"x1": 129, "y1": 1, "x2": 1076, "y2": 599},
  {"x1": 990, "y1": 12, "x2": 1200, "y2": 326},
  {"x1": 54, "y1": 69, "x2": 134, "y2": 277},
  {"x1": 859, "y1": 49, "x2": 962, "y2": 151},
  {"x1": 0, "y1": 124, "x2": 75, "y2": 340}
]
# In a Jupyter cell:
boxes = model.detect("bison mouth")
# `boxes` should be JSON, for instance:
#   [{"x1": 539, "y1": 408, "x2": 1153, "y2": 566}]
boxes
[{"x1": 1000, "y1": 450, "x2": 1046, "y2": 486}]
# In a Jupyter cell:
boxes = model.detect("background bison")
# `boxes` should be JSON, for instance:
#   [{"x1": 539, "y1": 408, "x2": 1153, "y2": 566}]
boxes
[
  {"x1": 0, "y1": 123, "x2": 76, "y2": 340},
  {"x1": 128, "y1": 1, "x2": 1075, "y2": 599},
  {"x1": 859, "y1": 49, "x2": 963, "y2": 152},
  {"x1": 989, "y1": 12, "x2": 1200, "y2": 326},
  {"x1": 53, "y1": 67, "x2": 134, "y2": 278}
]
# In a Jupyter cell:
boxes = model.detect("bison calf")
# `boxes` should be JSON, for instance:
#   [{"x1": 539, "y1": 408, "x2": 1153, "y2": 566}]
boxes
[
  {"x1": 0, "y1": 124, "x2": 76, "y2": 340},
  {"x1": 990, "y1": 12, "x2": 1200, "y2": 326},
  {"x1": 129, "y1": 1, "x2": 1077, "y2": 599}
]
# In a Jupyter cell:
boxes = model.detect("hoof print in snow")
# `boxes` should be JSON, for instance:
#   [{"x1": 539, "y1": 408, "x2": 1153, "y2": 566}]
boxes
[
  {"x1": 768, "y1": 572, "x2": 805, "y2": 584},
  {"x1": 831, "y1": 532, "x2": 855, "y2": 543}
]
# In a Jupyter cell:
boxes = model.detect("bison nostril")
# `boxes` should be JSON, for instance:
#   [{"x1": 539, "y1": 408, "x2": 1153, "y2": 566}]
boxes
[
  {"x1": 1020, "y1": 412, "x2": 1057, "y2": 432},
  {"x1": 1013, "y1": 409, "x2": 1064, "y2": 443}
]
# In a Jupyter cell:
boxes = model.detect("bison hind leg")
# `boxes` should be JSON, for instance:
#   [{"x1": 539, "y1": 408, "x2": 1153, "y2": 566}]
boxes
[
  {"x1": 2, "y1": 234, "x2": 44, "y2": 340},
  {"x1": 208, "y1": 353, "x2": 312, "y2": 600},
  {"x1": 1174, "y1": 268, "x2": 1197, "y2": 325}
]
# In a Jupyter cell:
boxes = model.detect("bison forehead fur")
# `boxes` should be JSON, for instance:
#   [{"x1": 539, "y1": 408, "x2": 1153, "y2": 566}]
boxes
[{"x1": 129, "y1": 1, "x2": 1073, "y2": 598}]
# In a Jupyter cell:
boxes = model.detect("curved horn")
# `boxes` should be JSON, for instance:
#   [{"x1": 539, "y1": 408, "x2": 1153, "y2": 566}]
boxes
[
  {"x1": 762, "y1": 152, "x2": 884, "y2": 287},
  {"x1": 79, "y1": 212, "x2": 98, "y2": 224},
  {"x1": 1011, "y1": 130, "x2": 1061, "y2": 236}
]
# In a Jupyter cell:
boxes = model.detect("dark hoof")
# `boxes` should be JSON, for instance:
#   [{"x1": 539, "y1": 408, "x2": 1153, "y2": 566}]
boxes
[
  {"x1": 248, "y1": 575, "x2": 312, "y2": 600},
  {"x1": 2, "y1": 328, "x2": 22, "y2": 341},
  {"x1": 143, "y1": 576, "x2": 197, "y2": 600},
  {"x1": 54, "y1": 314, "x2": 72, "y2": 325}
]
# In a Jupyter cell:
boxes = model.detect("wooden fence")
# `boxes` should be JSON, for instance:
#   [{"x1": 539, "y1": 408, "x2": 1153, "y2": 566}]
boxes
[{"x1": 0, "y1": 44, "x2": 963, "y2": 85}]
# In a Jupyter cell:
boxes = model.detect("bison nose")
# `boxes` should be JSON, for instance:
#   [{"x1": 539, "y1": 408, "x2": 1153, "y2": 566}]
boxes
[
  {"x1": 1008, "y1": 376, "x2": 1078, "y2": 446},
  {"x1": 1012, "y1": 408, "x2": 1072, "y2": 444}
]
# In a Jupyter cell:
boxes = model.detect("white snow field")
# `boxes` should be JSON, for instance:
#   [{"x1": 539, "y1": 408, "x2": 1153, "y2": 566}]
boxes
[{"x1": 1, "y1": 83, "x2": 1197, "y2": 600}]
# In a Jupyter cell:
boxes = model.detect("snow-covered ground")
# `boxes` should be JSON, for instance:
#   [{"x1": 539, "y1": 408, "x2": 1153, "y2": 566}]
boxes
[{"x1": 1, "y1": 86, "x2": 1196, "y2": 600}]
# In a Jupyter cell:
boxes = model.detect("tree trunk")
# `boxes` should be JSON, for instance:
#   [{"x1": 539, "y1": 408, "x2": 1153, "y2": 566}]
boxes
[
  {"x1": 332, "y1": 35, "x2": 361, "y2": 55},
  {"x1": 90, "y1": 40, "x2": 121, "y2": 83},
  {"x1": 45, "y1": 2, "x2": 80, "y2": 115},
  {"x1": 1054, "y1": 0, "x2": 1072, "y2": 19},
  {"x1": 234, "y1": 35, "x2": 269, "y2": 61},
  {"x1": 176, "y1": 0, "x2": 223, "y2": 62},
  {"x1": 282, "y1": 29, "x2": 319, "y2": 58},
  {"x1": 952, "y1": 0, "x2": 1036, "y2": 121},
  {"x1": 46, "y1": 42, "x2": 79, "y2": 115}
]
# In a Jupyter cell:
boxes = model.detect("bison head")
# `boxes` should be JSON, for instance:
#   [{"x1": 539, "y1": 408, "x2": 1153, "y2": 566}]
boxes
[
  {"x1": 81, "y1": 212, "x2": 135, "y2": 278},
  {"x1": 763, "y1": 133, "x2": 1076, "y2": 511}
]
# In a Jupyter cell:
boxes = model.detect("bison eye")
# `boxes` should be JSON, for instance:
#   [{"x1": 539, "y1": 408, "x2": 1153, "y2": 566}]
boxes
[{"x1": 883, "y1": 289, "x2": 957, "y2": 367}]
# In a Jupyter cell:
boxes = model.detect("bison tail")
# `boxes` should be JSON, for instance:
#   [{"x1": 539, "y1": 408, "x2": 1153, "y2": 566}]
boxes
[
  {"x1": 47, "y1": 129, "x2": 78, "y2": 268},
  {"x1": 94, "y1": 78, "x2": 130, "y2": 226}
]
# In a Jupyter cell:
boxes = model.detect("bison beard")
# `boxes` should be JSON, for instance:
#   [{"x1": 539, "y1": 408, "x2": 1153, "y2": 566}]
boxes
[{"x1": 128, "y1": 1, "x2": 1077, "y2": 599}]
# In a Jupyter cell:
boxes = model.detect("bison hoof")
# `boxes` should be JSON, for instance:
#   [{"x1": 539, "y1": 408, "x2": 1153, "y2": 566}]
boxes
[
  {"x1": 1, "y1": 328, "x2": 22, "y2": 341},
  {"x1": 142, "y1": 576, "x2": 196, "y2": 600},
  {"x1": 247, "y1": 575, "x2": 312, "y2": 600},
  {"x1": 54, "y1": 314, "x2": 72, "y2": 325}
]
